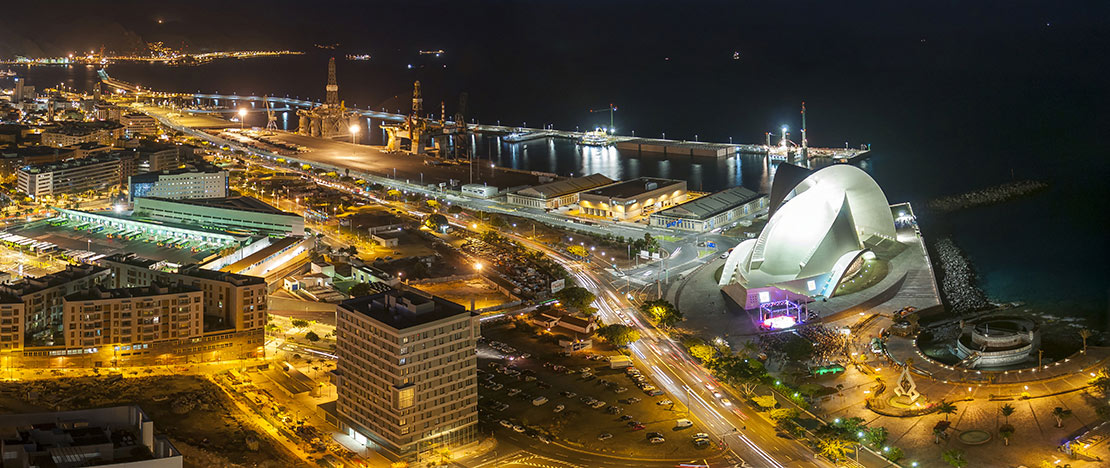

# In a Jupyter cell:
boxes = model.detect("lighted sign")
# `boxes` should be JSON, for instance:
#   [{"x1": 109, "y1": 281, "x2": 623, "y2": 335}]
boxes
[
  {"x1": 806, "y1": 280, "x2": 817, "y2": 291},
  {"x1": 763, "y1": 315, "x2": 796, "y2": 329},
  {"x1": 758, "y1": 291, "x2": 771, "y2": 303}
]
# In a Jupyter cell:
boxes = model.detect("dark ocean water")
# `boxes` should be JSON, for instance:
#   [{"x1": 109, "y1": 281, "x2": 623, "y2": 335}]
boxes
[{"x1": 6, "y1": 10, "x2": 1108, "y2": 325}]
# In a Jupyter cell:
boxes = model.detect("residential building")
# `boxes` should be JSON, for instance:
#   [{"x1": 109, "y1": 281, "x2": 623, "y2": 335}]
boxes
[
  {"x1": 128, "y1": 168, "x2": 229, "y2": 203},
  {"x1": 131, "y1": 196, "x2": 305, "y2": 236},
  {"x1": 62, "y1": 284, "x2": 203, "y2": 351},
  {"x1": 120, "y1": 113, "x2": 159, "y2": 136},
  {"x1": 0, "y1": 265, "x2": 111, "y2": 352},
  {"x1": 65, "y1": 142, "x2": 112, "y2": 160},
  {"x1": 99, "y1": 254, "x2": 268, "y2": 334},
  {"x1": 335, "y1": 288, "x2": 479, "y2": 460},
  {"x1": 95, "y1": 103, "x2": 124, "y2": 121},
  {"x1": 16, "y1": 155, "x2": 123, "y2": 198},
  {"x1": 0, "y1": 146, "x2": 74, "y2": 179},
  {"x1": 578, "y1": 177, "x2": 687, "y2": 221},
  {"x1": 40, "y1": 121, "x2": 124, "y2": 147},
  {"x1": 0, "y1": 406, "x2": 182, "y2": 468},
  {"x1": 506, "y1": 173, "x2": 614, "y2": 210},
  {"x1": 649, "y1": 185, "x2": 768, "y2": 232}
]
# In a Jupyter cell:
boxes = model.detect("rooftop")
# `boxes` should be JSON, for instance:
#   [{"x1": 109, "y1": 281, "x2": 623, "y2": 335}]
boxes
[
  {"x1": 64, "y1": 283, "x2": 200, "y2": 302},
  {"x1": 0, "y1": 264, "x2": 107, "y2": 300},
  {"x1": 654, "y1": 185, "x2": 763, "y2": 220},
  {"x1": 0, "y1": 405, "x2": 178, "y2": 466},
  {"x1": 340, "y1": 288, "x2": 472, "y2": 330},
  {"x1": 41, "y1": 121, "x2": 124, "y2": 136},
  {"x1": 137, "y1": 196, "x2": 293, "y2": 217},
  {"x1": 583, "y1": 177, "x2": 684, "y2": 199},
  {"x1": 513, "y1": 173, "x2": 614, "y2": 199},
  {"x1": 100, "y1": 253, "x2": 266, "y2": 286},
  {"x1": 18, "y1": 154, "x2": 121, "y2": 173},
  {"x1": 128, "y1": 164, "x2": 225, "y2": 184}
]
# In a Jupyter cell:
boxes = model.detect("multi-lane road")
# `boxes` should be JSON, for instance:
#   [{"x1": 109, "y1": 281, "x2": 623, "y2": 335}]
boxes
[{"x1": 510, "y1": 233, "x2": 831, "y2": 468}]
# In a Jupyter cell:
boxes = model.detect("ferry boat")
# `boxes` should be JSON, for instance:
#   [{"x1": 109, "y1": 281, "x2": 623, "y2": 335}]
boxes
[
  {"x1": 0, "y1": 69, "x2": 16, "y2": 77},
  {"x1": 345, "y1": 54, "x2": 371, "y2": 61},
  {"x1": 579, "y1": 129, "x2": 612, "y2": 146}
]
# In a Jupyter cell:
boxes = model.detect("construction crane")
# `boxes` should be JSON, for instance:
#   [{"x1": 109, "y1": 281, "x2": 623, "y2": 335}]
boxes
[
  {"x1": 264, "y1": 95, "x2": 278, "y2": 133},
  {"x1": 588, "y1": 103, "x2": 618, "y2": 133}
]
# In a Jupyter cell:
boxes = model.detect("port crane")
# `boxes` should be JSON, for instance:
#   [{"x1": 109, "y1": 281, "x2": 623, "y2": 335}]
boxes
[
  {"x1": 263, "y1": 95, "x2": 278, "y2": 133},
  {"x1": 588, "y1": 103, "x2": 617, "y2": 133}
]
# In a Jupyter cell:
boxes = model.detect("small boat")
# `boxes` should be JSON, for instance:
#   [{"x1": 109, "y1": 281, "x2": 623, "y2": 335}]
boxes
[
  {"x1": 0, "y1": 69, "x2": 16, "y2": 77},
  {"x1": 579, "y1": 129, "x2": 611, "y2": 146}
]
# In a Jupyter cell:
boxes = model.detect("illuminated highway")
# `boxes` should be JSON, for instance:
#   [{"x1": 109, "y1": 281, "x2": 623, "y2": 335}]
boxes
[{"x1": 519, "y1": 237, "x2": 832, "y2": 468}]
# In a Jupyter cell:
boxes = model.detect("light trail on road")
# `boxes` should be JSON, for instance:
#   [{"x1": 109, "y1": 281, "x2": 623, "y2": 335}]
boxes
[{"x1": 546, "y1": 248, "x2": 832, "y2": 468}]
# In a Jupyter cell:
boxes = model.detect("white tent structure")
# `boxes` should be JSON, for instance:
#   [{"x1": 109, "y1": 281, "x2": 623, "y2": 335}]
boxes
[{"x1": 719, "y1": 164, "x2": 896, "y2": 296}]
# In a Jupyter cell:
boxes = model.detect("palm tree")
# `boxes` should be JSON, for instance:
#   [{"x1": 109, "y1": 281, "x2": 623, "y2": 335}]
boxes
[
  {"x1": 817, "y1": 437, "x2": 851, "y2": 461},
  {"x1": 942, "y1": 449, "x2": 968, "y2": 467},
  {"x1": 998, "y1": 423, "x2": 1015, "y2": 446},
  {"x1": 1000, "y1": 403, "x2": 1015, "y2": 424},
  {"x1": 1052, "y1": 407, "x2": 1072, "y2": 428},
  {"x1": 1080, "y1": 329, "x2": 1094, "y2": 353},
  {"x1": 938, "y1": 400, "x2": 958, "y2": 421}
]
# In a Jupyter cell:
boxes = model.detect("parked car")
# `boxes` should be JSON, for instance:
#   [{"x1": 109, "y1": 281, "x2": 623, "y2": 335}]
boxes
[
  {"x1": 676, "y1": 419, "x2": 693, "y2": 429},
  {"x1": 499, "y1": 420, "x2": 513, "y2": 428},
  {"x1": 598, "y1": 433, "x2": 613, "y2": 441},
  {"x1": 553, "y1": 404, "x2": 565, "y2": 413},
  {"x1": 657, "y1": 399, "x2": 673, "y2": 406}
]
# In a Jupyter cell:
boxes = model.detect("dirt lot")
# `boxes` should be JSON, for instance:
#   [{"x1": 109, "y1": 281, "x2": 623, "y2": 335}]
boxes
[
  {"x1": 0, "y1": 375, "x2": 297, "y2": 468},
  {"x1": 414, "y1": 277, "x2": 513, "y2": 310},
  {"x1": 478, "y1": 320, "x2": 716, "y2": 460}
]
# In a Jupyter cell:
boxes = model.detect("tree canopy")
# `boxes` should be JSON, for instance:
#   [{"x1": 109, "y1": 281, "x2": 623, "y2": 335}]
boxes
[
  {"x1": 640, "y1": 299, "x2": 683, "y2": 327},
  {"x1": 556, "y1": 286, "x2": 596, "y2": 310},
  {"x1": 348, "y1": 282, "x2": 374, "y2": 297},
  {"x1": 597, "y1": 324, "x2": 640, "y2": 347}
]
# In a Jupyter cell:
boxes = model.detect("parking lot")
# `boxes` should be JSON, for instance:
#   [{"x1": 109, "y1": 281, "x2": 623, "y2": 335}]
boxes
[{"x1": 477, "y1": 320, "x2": 718, "y2": 460}]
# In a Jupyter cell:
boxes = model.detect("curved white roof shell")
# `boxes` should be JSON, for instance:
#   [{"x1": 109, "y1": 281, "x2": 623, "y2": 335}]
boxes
[{"x1": 720, "y1": 164, "x2": 895, "y2": 289}]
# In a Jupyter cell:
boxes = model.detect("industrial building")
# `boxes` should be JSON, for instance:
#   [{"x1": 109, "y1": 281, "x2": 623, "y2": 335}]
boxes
[
  {"x1": 54, "y1": 208, "x2": 245, "y2": 251},
  {"x1": 505, "y1": 173, "x2": 614, "y2": 210},
  {"x1": 332, "y1": 288, "x2": 479, "y2": 461},
  {"x1": 16, "y1": 155, "x2": 124, "y2": 198},
  {"x1": 128, "y1": 168, "x2": 229, "y2": 203},
  {"x1": 577, "y1": 177, "x2": 687, "y2": 221},
  {"x1": 131, "y1": 196, "x2": 305, "y2": 236},
  {"x1": 0, "y1": 406, "x2": 182, "y2": 468},
  {"x1": 460, "y1": 184, "x2": 498, "y2": 199},
  {"x1": 649, "y1": 185, "x2": 767, "y2": 232}
]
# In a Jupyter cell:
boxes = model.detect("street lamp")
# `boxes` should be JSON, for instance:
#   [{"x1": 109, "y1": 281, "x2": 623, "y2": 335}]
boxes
[
  {"x1": 475, "y1": 262, "x2": 483, "y2": 273},
  {"x1": 349, "y1": 124, "x2": 359, "y2": 144},
  {"x1": 238, "y1": 108, "x2": 247, "y2": 130}
]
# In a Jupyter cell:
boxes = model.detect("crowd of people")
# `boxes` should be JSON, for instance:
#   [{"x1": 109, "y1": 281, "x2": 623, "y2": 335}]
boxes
[
  {"x1": 927, "y1": 180, "x2": 1048, "y2": 213},
  {"x1": 755, "y1": 324, "x2": 849, "y2": 367},
  {"x1": 798, "y1": 324, "x2": 850, "y2": 365},
  {"x1": 934, "y1": 238, "x2": 990, "y2": 314}
]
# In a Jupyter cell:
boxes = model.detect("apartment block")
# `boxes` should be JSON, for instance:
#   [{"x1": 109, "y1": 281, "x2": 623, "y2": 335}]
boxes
[{"x1": 335, "y1": 289, "x2": 479, "y2": 460}]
